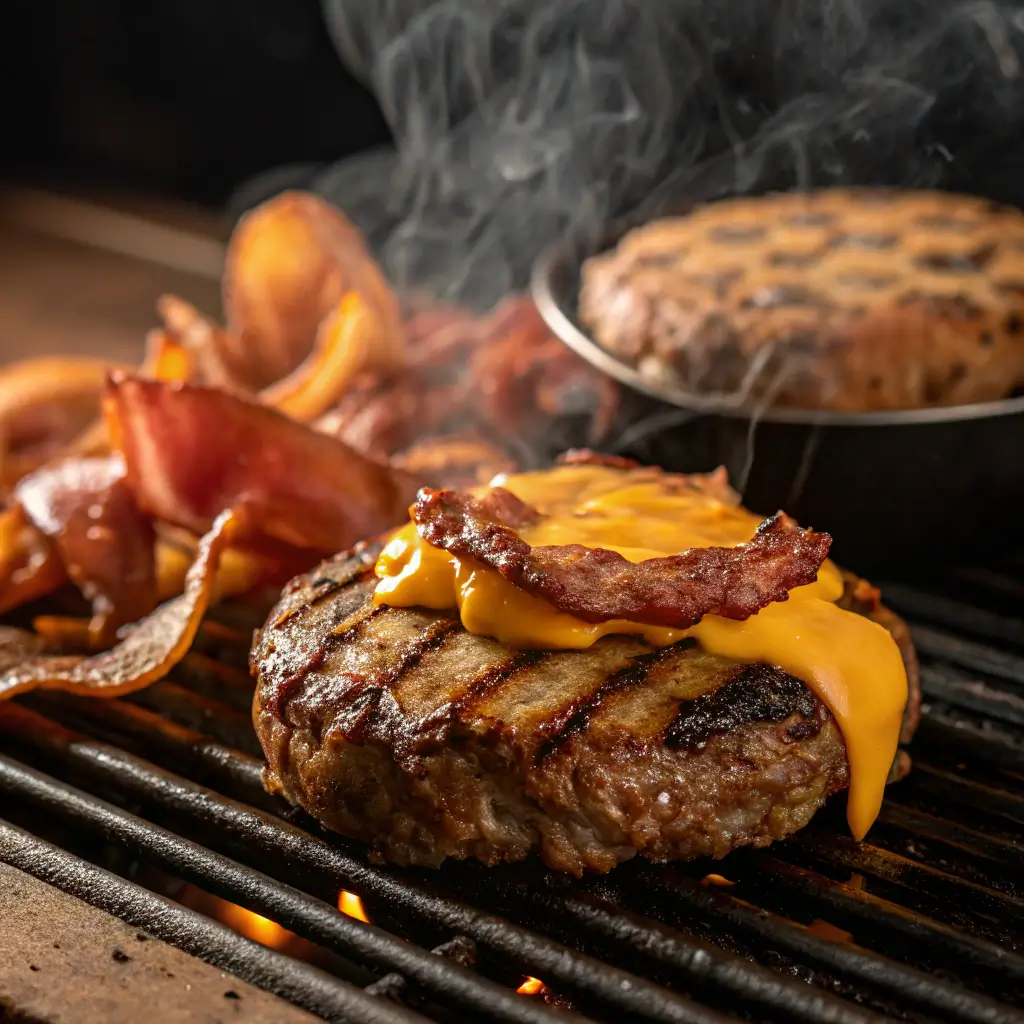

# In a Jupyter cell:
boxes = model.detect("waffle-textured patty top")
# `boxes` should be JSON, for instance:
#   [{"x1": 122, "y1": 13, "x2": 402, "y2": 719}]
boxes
[{"x1": 579, "y1": 189, "x2": 1024, "y2": 411}]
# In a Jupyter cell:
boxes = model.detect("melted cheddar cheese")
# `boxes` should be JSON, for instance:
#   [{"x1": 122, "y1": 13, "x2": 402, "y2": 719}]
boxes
[{"x1": 373, "y1": 464, "x2": 908, "y2": 840}]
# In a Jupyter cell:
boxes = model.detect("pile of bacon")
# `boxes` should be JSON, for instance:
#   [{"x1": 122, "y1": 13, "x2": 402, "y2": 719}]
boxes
[{"x1": 0, "y1": 192, "x2": 618, "y2": 702}]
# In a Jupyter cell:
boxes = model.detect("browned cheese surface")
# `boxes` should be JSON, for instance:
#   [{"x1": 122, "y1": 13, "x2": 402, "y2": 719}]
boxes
[
  {"x1": 580, "y1": 188, "x2": 1024, "y2": 410},
  {"x1": 252, "y1": 543, "x2": 918, "y2": 875}
]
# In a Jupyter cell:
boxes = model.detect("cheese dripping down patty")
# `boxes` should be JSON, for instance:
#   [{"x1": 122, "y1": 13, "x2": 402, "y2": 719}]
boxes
[{"x1": 372, "y1": 464, "x2": 908, "y2": 841}]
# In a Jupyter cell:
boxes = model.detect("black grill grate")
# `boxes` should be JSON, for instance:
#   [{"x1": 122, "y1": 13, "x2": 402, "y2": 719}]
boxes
[{"x1": 1, "y1": 564, "x2": 1023, "y2": 1024}]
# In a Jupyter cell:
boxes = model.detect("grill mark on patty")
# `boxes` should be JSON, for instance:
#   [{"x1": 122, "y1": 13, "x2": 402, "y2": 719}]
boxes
[
  {"x1": 273, "y1": 547, "x2": 379, "y2": 627},
  {"x1": 302, "y1": 569, "x2": 370, "y2": 611},
  {"x1": 450, "y1": 650, "x2": 551, "y2": 719},
  {"x1": 370, "y1": 618, "x2": 461, "y2": 693},
  {"x1": 330, "y1": 601, "x2": 388, "y2": 645},
  {"x1": 395, "y1": 649, "x2": 552, "y2": 763},
  {"x1": 263, "y1": 647, "x2": 330, "y2": 720},
  {"x1": 534, "y1": 642, "x2": 693, "y2": 765},
  {"x1": 337, "y1": 618, "x2": 461, "y2": 746},
  {"x1": 260, "y1": 599, "x2": 385, "y2": 719},
  {"x1": 664, "y1": 663, "x2": 824, "y2": 750}
]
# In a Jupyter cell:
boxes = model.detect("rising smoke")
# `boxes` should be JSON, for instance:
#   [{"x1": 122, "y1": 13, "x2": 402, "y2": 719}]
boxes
[{"x1": 316, "y1": 0, "x2": 1024, "y2": 309}]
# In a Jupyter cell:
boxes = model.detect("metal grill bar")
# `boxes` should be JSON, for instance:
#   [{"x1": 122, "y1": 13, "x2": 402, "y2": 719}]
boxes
[
  {"x1": 914, "y1": 628, "x2": 1024, "y2": 687},
  {"x1": 948, "y1": 566, "x2": 1024, "y2": 601},
  {"x1": 129, "y1": 681, "x2": 262, "y2": 755},
  {"x1": 5, "y1": 693, "x2": 1022, "y2": 1023},
  {"x1": 3, "y1": 569, "x2": 1024, "y2": 1022},
  {"x1": 25, "y1": 692, "x2": 278, "y2": 811},
  {"x1": 738, "y1": 857, "x2": 1024, "y2": 1004},
  {"x1": 877, "y1": 586, "x2": 1024, "y2": 647},
  {"x1": 610, "y1": 864, "x2": 1021, "y2": 1024},
  {"x1": 876, "y1": 804, "x2": 1024, "y2": 882},
  {"x1": 917, "y1": 664, "x2": 1024, "y2": 729},
  {"x1": 903, "y1": 712, "x2": 1024, "y2": 775},
  {"x1": 0, "y1": 754, "x2": 577, "y2": 1024},
  {"x1": 435, "y1": 863, "x2": 884, "y2": 1024},
  {"x1": 787, "y1": 827, "x2": 1024, "y2": 914},
  {"x1": 890, "y1": 762, "x2": 1024, "y2": 829},
  {"x1": 0, "y1": 821, "x2": 431, "y2": 1024},
  {"x1": 778, "y1": 830, "x2": 1024, "y2": 955},
  {"x1": 0, "y1": 705, "x2": 738, "y2": 1024}
]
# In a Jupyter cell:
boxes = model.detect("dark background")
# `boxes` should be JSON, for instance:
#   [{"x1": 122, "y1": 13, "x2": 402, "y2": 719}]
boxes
[{"x1": 10, "y1": 0, "x2": 390, "y2": 213}]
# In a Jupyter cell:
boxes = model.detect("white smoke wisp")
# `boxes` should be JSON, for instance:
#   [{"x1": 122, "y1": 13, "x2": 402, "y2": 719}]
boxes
[{"x1": 316, "y1": 0, "x2": 1024, "y2": 312}]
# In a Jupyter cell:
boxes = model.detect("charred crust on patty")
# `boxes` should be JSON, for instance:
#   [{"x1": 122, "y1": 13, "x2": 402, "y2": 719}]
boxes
[
  {"x1": 664, "y1": 663, "x2": 824, "y2": 751},
  {"x1": 252, "y1": 540, "x2": 919, "y2": 874}
]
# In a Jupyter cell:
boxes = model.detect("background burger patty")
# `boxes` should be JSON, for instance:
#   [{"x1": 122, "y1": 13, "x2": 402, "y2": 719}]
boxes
[
  {"x1": 252, "y1": 542, "x2": 919, "y2": 875},
  {"x1": 579, "y1": 189, "x2": 1024, "y2": 412}
]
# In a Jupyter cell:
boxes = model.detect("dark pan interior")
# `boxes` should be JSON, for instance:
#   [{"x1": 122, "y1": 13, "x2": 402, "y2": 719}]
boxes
[{"x1": 532, "y1": 226, "x2": 1024, "y2": 574}]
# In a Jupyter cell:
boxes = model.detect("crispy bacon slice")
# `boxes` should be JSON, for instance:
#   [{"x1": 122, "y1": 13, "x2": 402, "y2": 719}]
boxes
[
  {"x1": 223, "y1": 192, "x2": 404, "y2": 389},
  {"x1": 14, "y1": 455, "x2": 156, "y2": 646},
  {"x1": 261, "y1": 291, "x2": 404, "y2": 421},
  {"x1": 0, "y1": 505, "x2": 66, "y2": 615},
  {"x1": 0, "y1": 356, "x2": 124, "y2": 494},
  {"x1": 107, "y1": 375, "x2": 420, "y2": 553},
  {"x1": 0, "y1": 507, "x2": 243, "y2": 702},
  {"x1": 157, "y1": 295, "x2": 245, "y2": 390},
  {"x1": 65, "y1": 328, "x2": 195, "y2": 462},
  {"x1": 412, "y1": 487, "x2": 832, "y2": 628}
]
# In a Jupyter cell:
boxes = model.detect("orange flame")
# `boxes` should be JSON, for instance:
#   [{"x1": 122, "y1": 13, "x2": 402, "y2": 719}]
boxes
[
  {"x1": 701, "y1": 873, "x2": 735, "y2": 888},
  {"x1": 807, "y1": 918, "x2": 853, "y2": 943},
  {"x1": 217, "y1": 903, "x2": 291, "y2": 949},
  {"x1": 517, "y1": 977, "x2": 545, "y2": 996},
  {"x1": 338, "y1": 890, "x2": 370, "y2": 923}
]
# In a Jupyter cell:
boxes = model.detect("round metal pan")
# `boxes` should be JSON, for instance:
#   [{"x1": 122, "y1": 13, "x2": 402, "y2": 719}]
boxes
[{"x1": 532, "y1": 226, "x2": 1024, "y2": 573}]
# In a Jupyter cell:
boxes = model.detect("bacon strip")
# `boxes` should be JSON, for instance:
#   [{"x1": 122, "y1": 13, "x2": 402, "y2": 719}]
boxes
[
  {"x1": 261, "y1": 291, "x2": 404, "y2": 421},
  {"x1": 412, "y1": 488, "x2": 832, "y2": 628},
  {"x1": 224, "y1": 192, "x2": 405, "y2": 389},
  {"x1": 0, "y1": 507, "x2": 243, "y2": 702},
  {"x1": 0, "y1": 505, "x2": 66, "y2": 615},
  {"x1": 0, "y1": 356, "x2": 123, "y2": 495},
  {"x1": 15, "y1": 454, "x2": 156, "y2": 646},
  {"x1": 106, "y1": 375, "x2": 421, "y2": 553},
  {"x1": 157, "y1": 295, "x2": 245, "y2": 390}
]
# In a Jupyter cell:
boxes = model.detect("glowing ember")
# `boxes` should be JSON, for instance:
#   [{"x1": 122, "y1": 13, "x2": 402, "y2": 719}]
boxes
[
  {"x1": 517, "y1": 976, "x2": 545, "y2": 996},
  {"x1": 807, "y1": 919, "x2": 854, "y2": 943},
  {"x1": 338, "y1": 890, "x2": 370, "y2": 923},
  {"x1": 701, "y1": 873, "x2": 735, "y2": 888},
  {"x1": 217, "y1": 903, "x2": 291, "y2": 949}
]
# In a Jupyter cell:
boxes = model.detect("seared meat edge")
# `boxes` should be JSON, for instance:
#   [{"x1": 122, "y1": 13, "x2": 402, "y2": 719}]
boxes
[{"x1": 252, "y1": 542, "x2": 919, "y2": 874}]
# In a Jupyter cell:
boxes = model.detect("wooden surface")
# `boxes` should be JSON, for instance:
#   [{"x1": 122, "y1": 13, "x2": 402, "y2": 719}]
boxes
[
  {"x1": 0, "y1": 862, "x2": 319, "y2": 1024},
  {"x1": 0, "y1": 187, "x2": 227, "y2": 366}
]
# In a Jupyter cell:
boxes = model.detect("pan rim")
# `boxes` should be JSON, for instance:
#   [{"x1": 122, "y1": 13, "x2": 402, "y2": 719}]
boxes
[{"x1": 531, "y1": 238, "x2": 1024, "y2": 429}]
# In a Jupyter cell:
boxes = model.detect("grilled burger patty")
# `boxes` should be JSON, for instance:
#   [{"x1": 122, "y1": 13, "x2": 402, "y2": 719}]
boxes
[
  {"x1": 579, "y1": 188, "x2": 1024, "y2": 411},
  {"x1": 252, "y1": 542, "x2": 919, "y2": 875}
]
